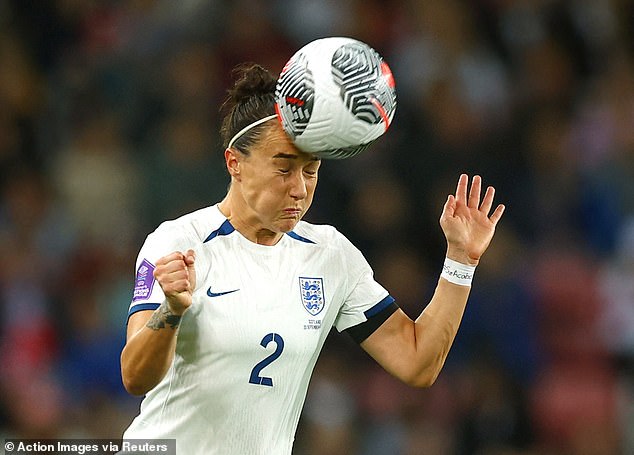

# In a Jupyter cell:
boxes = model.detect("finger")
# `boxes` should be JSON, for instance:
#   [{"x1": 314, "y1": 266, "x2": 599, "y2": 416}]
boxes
[
  {"x1": 164, "y1": 277, "x2": 190, "y2": 290},
  {"x1": 156, "y1": 259, "x2": 188, "y2": 275},
  {"x1": 468, "y1": 175, "x2": 482, "y2": 208},
  {"x1": 480, "y1": 186, "x2": 495, "y2": 215},
  {"x1": 441, "y1": 194, "x2": 456, "y2": 220},
  {"x1": 455, "y1": 174, "x2": 468, "y2": 204},
  {"x1": 154, "y1": 261, "x2": 191, "y2": 285},
  {"x1": 184, "y1": 249, "x2": 196, "y2": 266},
  {"x1": 489, "y1": 204, "x2": 506, "y2": 226},
  {"x1": 155, "y1": 251, "x2": 185, "y2": 266},
  {"x1": 184, "y1": 249, "x2": 196, "y2": 290},
  {"x1": 163, "y1": 280, "x2": 192, "y2": 296},
  {"x1": 157, "y1": 263, "x2": 190, "y2": 284}
]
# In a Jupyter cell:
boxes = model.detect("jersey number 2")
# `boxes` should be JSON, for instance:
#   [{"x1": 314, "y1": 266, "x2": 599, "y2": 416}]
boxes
[{"x1": 249, "y1": 333, "x2": 284, "y2": 387}]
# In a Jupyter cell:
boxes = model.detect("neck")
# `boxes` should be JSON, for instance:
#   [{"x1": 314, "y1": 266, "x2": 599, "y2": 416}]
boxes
[{"x1": 218, "y1": 193, "x2": 284, "y2": 246}]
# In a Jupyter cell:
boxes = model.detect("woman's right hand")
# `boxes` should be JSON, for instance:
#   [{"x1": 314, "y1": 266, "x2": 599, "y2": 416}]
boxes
[{"x1": 153, "y1": 249, "x2": 196, "y2": 315}]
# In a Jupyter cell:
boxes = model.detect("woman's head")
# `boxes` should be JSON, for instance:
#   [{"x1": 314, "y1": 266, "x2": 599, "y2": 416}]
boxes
[{"x1": 219, "y1": 64, "x2": 321, "y2": 242}]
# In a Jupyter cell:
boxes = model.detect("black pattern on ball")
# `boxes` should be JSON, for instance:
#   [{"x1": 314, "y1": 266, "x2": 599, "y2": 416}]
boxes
[
  {"x1": 275, "y1": 53, "x2": 315, "y2": 139},
  {"x1": 331, "y1": 43, "x2": 396, "y2": 125},
  {"x1": 324, "y1": 143, "x2": 372, "y2": 159}
]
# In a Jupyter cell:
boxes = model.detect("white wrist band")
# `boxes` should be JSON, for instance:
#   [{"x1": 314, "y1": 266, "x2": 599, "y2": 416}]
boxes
[{"x1": 441, "y1": 257, "x2": 476, "y2": 287}]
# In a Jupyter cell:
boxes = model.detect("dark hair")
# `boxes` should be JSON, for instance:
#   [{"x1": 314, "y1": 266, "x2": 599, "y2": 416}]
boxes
[{"x1": 220, "y1": 63, "x2": 277, "y2": 153}]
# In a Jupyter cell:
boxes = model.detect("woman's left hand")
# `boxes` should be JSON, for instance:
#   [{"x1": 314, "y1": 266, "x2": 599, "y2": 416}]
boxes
[{"x1": 439, "y1": 174, "x2": 505, "y2": 266}]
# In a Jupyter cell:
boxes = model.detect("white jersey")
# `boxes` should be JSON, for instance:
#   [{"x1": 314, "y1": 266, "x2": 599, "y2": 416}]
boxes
[{"x1": 123, "y1": 205, "x2": 395, "y2": 454}]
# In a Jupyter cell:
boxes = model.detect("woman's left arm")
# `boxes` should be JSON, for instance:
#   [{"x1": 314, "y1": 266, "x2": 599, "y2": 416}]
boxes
[{"x1": 361, "y1": 174, "x2": 505, "y2": 387}]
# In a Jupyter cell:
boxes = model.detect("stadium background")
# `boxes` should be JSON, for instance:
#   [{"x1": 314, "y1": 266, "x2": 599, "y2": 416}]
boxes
[{"x1": 1, "y1": 0, "x2": 633, "y2": 453}]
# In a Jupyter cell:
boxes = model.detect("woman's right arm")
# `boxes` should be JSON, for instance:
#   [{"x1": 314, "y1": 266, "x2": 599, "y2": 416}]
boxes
[
  {"x1": 120, "y1": 305, "x2": 182, "y2": 396},
  {"x1": 120, "y1": 250, "x2": 196, "y2": 396}
]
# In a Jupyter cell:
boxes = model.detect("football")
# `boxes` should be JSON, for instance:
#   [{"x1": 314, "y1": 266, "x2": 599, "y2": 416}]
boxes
[{"x1": 275, "y1": 37, "x2": 397, "y2": 159}]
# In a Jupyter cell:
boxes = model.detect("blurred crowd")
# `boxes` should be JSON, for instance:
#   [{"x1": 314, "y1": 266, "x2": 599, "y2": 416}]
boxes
[{"x1": 1, "y1": 0, "x2": 633, "y2": 454}]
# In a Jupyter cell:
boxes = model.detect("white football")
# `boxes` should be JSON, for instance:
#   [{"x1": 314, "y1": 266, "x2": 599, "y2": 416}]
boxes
[{"x1": 275, "y1": 37, "x2": 397, "y2": 159}]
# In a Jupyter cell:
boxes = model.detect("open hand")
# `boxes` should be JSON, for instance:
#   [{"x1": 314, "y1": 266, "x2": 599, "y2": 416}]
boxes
[
  {"x1": 439, "y1": 174, "x2": 505, "y2": 265},
  {"x1": 153, "y1": 249, "x2": 196, "y2": 314}
]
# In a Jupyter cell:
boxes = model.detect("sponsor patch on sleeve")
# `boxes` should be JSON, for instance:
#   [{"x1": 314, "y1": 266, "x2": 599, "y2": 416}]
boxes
[{"x1": 133, "y1": 259, "x2": 156, "y2": 302}]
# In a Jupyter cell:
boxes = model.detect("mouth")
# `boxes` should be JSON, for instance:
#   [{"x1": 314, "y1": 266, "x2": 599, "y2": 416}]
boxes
[{"x1": 282, "y1": 208, "x2": 302, "y2": 217}]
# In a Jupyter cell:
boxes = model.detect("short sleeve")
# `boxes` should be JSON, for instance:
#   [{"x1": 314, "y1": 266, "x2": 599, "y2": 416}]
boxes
[
  {"x1": 127, "y1": 226, "x2": 191, "y2": 320},
  {"x1": 333, "y1": 234, "x2": 396, "y2": 339}
]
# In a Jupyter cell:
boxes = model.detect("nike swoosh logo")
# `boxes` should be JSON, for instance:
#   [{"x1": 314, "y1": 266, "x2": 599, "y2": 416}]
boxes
[{"x1": 207, "y1": 287, "x2": 240, "y2": 298}]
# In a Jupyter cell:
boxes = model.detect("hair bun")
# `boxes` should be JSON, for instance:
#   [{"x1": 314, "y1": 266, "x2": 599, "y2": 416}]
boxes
[
  {"x1": 219, "y1": 63, "x2": 278, "y2": 149},
  {"x1": 228, "y1": 63, "x2": 277, "y2": 103}
]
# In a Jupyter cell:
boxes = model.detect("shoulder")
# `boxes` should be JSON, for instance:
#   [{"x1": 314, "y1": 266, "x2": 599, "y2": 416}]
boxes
[
  {"x1": 142, "y1": 205, "x2": 225, "y2": 252},
  {"x1": 294, "y1": 220, "x2": 373, "y2": 273},
  {"x1": 292, "y1": 221, "x2": 359, "y2": 252},
  {"x1": 151, "y1": 205, "x2": 224, "y2": 241},
  {"x1": 292, "y1": 220, "x2": 344, "y2": 244}
]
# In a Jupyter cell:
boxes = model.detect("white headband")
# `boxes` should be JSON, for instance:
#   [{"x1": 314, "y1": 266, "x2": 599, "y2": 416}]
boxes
[{"x1": 227, "y1": 114, "x2": 278, "y2": 149}]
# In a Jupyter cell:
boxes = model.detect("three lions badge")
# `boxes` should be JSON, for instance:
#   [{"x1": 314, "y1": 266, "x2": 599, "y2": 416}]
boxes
[{"x1": 299, "y1": 277, "x2": 325, "y2": 316}]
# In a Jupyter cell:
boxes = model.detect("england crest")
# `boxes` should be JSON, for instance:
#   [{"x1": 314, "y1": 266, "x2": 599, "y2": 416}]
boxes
[{"x1": 299, "y1": 277, "x2": 325, "y2": 316}]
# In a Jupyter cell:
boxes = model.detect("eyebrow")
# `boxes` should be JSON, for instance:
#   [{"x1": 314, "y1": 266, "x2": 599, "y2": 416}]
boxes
[{"x1": 272, "y1": 152, "x2": 320, "y2": 162}]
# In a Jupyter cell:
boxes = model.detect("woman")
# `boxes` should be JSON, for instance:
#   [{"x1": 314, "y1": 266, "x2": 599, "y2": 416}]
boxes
[{"x1": 120, "y1": 64, "x2": 505, "y2": 454}]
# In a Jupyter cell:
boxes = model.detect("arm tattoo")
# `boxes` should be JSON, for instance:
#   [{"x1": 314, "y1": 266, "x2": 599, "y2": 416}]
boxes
[{"x1": 146, "y1": 302, "x2": 182, "y2": 331}]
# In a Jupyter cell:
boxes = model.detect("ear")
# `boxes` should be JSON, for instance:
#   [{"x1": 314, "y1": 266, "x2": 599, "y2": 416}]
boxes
[{"x1": 225, "y1": 148, "x2": 241, "y2": 181}]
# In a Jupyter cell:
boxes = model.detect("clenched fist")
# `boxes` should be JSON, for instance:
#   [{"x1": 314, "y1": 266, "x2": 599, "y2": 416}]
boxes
[{"x1": 153, "y1": 249, "x2": 196, "y2": 315}]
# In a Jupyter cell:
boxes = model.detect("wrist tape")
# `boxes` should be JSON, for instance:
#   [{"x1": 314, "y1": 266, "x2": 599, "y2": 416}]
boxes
[{"x1": 441, "y1": 257, "x2": 476, "y2": 287}]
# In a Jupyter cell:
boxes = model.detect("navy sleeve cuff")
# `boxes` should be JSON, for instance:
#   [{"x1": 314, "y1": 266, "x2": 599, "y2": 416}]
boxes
[
  {"x1": 345, "y1": 296, "x2": 398, "y2": 344},
  {"x1": 126, "y1": 302, "x2": 161, "y2": 325}
]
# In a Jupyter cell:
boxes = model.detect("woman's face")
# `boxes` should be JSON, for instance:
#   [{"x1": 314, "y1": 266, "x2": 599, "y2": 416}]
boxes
[{"x1": 233, "y1": 123, "x2": 321, "y2": 235}]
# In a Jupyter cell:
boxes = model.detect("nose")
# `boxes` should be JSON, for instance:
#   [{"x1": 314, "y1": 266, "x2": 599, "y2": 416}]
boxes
[{"x1": 288, "y1": 171, "x2": 308, "y2": 200}]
